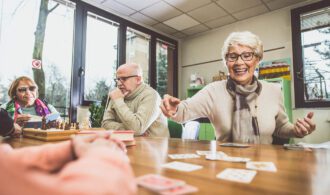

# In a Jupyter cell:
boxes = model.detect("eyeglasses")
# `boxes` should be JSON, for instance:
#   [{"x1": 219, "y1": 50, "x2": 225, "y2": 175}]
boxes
[
  {"x1": 226, "y1": 52, "x2": 256, "y2": 62},
  {"x1": 114, "y1": 75, "x2": 138, "y2": 83},
  {"x1": 17, "y1": 86, "x2": 37, "y2": 93}
]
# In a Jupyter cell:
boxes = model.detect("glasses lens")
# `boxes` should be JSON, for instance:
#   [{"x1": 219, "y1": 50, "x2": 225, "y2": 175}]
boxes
[
  {"x1": 17, "y1": 86, "x2": 37, "y2": 93},
  {"x1": 29, "y1": 86, "x2": 37, "y2": 91},
  {"x1": 241, "y1": 52, "x2": 253, "y2": 61},
  {"x1": 17, "y1": 87, "x2": 27, "y2": 93},
  {"x1": 226, "y1": 53, "x2": 238, "y2": 62}
]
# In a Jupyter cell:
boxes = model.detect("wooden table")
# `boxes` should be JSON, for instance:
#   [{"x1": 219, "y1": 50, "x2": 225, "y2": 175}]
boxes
[{"x1": 2, "y1": 136, "x2": 330, "y2": 195}]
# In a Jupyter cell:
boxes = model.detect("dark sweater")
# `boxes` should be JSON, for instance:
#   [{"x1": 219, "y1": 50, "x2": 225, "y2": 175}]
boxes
[{"x1": 0, "y1": 108, "x2": 14, "y2": 136}]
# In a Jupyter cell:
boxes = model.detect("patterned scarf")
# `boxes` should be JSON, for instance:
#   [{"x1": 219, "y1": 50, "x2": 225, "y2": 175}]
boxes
[
  {"x1": 5, "y1": 98, "x2": 51, "y2": 121},
  {"x1": 226, "y1": 76, "x2": 262, "y2": 144}
]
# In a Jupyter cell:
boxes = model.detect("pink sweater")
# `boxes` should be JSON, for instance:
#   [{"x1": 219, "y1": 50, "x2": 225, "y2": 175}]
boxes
[{"x1": 0, "y1": 141, "x2": 137, "y2": 195}]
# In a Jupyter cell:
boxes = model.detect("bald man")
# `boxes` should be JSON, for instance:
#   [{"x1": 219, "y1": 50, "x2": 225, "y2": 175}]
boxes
[{"x1": 102, "y1": 63, "x2": 169, "y2": 137}]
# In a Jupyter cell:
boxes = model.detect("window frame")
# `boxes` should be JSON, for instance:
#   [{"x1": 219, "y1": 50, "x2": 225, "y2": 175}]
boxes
[
  {"x1": 70, "y1": 0, "x2": 178, "y2": 121},
  {"x1": 291, "y1": 0, "x2": 330, "y2": 108}
]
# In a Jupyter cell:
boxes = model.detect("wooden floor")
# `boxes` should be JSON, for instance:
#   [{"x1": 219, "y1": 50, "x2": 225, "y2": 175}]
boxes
[{"x1": 3, "y1": 136, "x2": 330, "y2": 195}]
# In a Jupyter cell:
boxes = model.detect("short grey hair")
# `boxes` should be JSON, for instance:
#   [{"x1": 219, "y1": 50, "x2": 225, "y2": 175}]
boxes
[{"x1": 221, "y1": 31, "x2": 263, "y2": 62}]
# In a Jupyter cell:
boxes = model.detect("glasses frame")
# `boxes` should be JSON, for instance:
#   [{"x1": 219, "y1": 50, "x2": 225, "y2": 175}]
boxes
[
  {"x1": 225, "y1": 52, "x2": 256, "y2": 62},
  {"x1": 114, "y1": 75, "x2": 138, "y2": 83},
  {"x1": 17, "y1": 86, "x2": 37, "y2": 93}
]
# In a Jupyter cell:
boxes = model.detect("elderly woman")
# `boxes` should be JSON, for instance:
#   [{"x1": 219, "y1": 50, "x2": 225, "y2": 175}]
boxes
[
  {"x1": 0, "y1": 76, "x2": 60, "y2": 126},
  {"x1": 161, "y1": 31, "x2": 316, "y2": 144}
]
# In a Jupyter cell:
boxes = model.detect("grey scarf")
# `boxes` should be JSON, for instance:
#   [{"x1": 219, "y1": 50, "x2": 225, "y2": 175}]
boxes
[{"x1": 226, "y1": 76, "x2": 262, "y2": 143}]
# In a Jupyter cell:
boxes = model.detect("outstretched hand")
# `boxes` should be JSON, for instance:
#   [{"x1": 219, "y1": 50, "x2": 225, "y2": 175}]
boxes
[
  {"x1": 160, "y1": 94, "x2": 181, "y2": 117},
  {"x1": 293, "y1": 112, "x2": 316, "y2": 138}
]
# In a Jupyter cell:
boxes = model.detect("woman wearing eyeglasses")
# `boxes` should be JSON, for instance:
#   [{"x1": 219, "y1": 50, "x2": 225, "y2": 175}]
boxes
[
  {"x1": 0, "y1": 76, "x2": 60, "y2": 127},
  {"x1": 161, "y1": 31, "x2": 316, "y2": 144}
]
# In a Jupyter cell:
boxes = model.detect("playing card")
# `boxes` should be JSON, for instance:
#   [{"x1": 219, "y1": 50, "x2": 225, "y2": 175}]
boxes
[
  {"x1": 246, "y1": 161, "x2": 277, "y2": 172},
  {"x1": 217, "y1": 168, "x2": 257, "y2": 183},
  {"x1": 136, "y1": 174, "x2": 185, "y2": 191},
  {"x1": 219, "y1": 143, "x2": 250, "y2": 148},
  {"x1": 160, "y1": 184, "x2": 198, "y2": 195},
  {"x1": 205, "y1": 152, "x2": 228, "y2": 160},
  {"x1": 161, "y1": 161, "x2": 203, "y2": 172},
  {"x1": 168, "y1": 153, "x2": 200, "y2": 159},
  {"x1": 196, "y1": 150, "x2": 227, "y2": 156},
  {"x1": 205, "y1": 154, "x2": 250, "y2": 162}
]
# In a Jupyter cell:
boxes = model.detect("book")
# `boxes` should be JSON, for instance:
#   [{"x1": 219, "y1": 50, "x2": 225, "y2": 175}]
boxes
[
  {"x1": 24, "y1": 113, "x2": 61, "y2": 128},
  {"x1": 23, "y1": 128, "x2": 79, "y2": 141}
]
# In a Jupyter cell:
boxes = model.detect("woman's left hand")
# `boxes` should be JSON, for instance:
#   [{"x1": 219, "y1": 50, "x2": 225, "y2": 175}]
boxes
[{"x1": 293, "y1": 112, "x2": 316, "y2": 138}]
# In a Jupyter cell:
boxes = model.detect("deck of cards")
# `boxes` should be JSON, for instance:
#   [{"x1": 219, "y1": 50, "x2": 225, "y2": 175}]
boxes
[{"x1": 136, "y1": 174, "x2": 198, "y2": 194}]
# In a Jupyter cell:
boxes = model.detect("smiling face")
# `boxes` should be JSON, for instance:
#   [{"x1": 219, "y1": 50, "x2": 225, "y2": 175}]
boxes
[
  {"x1": 15, "y1": 80, "x2": 38, "y2": 107},
  {"x1": 226, "y1": 44, "x2": 260, "y2": 85}
]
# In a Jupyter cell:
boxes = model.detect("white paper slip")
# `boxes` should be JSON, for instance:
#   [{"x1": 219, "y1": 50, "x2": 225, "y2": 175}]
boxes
[
  {"x1": 28, "y1": 115, "x2": 42, "y2": 122},
  {"x1": 161, "y1": 161, "x2": 203, "y2": 172},
  {"x1": 217, "y1": 168, "x2": 257, "y2": 183},
  {"x1": 196, "y1": 150, "x2": 227, "y2": 156},
  {"x1": 168, "y1": 153, "x2": 200, "y2": 159},
  {"x1": 246, "y1": 161, "x2": 277, "y2": 172},
  {"x1": 206, "y1": 154, "x2": 250, "y2": 162}
]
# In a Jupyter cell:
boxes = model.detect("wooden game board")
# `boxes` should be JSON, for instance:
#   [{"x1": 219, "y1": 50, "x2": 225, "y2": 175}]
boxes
[{"x1": 23, "y1": 128, "x2": 79, "y2": 141}]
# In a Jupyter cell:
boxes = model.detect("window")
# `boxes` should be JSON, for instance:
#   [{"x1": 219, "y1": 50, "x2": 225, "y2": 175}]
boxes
[
  {"x1": 0, "y1": 0, "x2": 178, "y2": 121},
  {"x1": 83, "y1": 12, "x2": 118, "y2": 102},
  {"x1": 291, "y1": 1, "x2": 330, "y2": 107},
  {"x1": 126, "y1": 27, "x2": 150, "y2": 83},
  {"x1": 0, "y1": 0, "x2": 75, "y2": 120},
  {"x1": 156, "y1": 40, "x2": 176, "y2": 98}
]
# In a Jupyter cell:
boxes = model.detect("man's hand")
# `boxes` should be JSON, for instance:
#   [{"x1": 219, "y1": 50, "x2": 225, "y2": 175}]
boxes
[
  {"x1": 109, "y1": 88, "x2": 128, "y2": 100},
  {"x1": 293, "y1": 112, "x2": 316, "y2": 138},
  {"x1": 160, "y1": 94, "x2": 181, "y2": 117}
]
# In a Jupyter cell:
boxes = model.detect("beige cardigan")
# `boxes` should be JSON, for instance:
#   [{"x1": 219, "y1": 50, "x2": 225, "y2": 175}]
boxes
[
  {"x1": 172, "y1": 80, "x2": 295, "y2": 144},
  {"x1": 102, "y1": 83, "x2": 169, "y2": 137}
]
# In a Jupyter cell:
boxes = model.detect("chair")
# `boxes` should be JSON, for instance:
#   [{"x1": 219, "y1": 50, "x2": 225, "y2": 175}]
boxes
[{"x1": 167, "y1": 119, "x2": 183, "y2": 138}]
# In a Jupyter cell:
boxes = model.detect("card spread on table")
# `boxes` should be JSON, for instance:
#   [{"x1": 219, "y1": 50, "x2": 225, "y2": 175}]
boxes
[
  {"x1": 219, "y1": 143, "x2": 250, "y2": 148},
  {"x1": 246, "y1": 161, "x2": 277, "y2": 172},
  {"x1": 159, "y1": 184, "x2": 198, "y2": 195},
  {"x1": 217, "y1": 168, "x2": 257, "y2": 183},
  {"x1": 196, "y1": 150, "x2": 227, "y2": 156},
  {"x1": 161, "y1": 161, "x2": 203, "y2": 172},
  {"x1": 136, "y1": 174, "x2": 185, "y2": 191},
  {"x1": 168, "y1": 153, "x2": 200, "y2": 159}
]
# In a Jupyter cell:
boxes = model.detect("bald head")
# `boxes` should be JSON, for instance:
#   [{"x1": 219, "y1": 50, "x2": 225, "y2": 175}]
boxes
[{"x1": 117, "y1": 63, "x2": 143, "y2": 77}]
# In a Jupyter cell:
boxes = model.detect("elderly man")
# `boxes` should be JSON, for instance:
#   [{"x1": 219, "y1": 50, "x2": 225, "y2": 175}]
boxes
[{"x1": 102, "y1": 63, "x2": 169, "y2": 137}]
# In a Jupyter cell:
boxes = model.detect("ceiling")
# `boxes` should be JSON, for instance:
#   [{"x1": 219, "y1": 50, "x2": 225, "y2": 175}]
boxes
[{"x1": 84, "y1": 0, "x2": 308, "y2": 40}]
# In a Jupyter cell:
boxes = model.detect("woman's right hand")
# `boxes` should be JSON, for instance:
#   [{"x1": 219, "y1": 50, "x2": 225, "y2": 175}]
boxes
[
  {"x1": 15, "y1": 114, "x2": 31, "y2": 126},
  {"x1": 160, "y1": 94, "x2": 181, "y2": 117}
]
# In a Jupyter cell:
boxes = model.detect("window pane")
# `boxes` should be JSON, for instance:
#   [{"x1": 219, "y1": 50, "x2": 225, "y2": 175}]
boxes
[
  {"x1": 0, "y1": 0, "x2": 75, "y2": 121},
  {"x1": 156, "y1": 41, "x2": 175, "y2": 97},
  {"x1": 300, "y1": 8, "x2": 330, "y2": 102},
  {"x1": 126, "y1": 27, "x2": 150, "y2": 83},
  {"x1": 84, "y1": 12, "x2": 118, "y2": 101}
]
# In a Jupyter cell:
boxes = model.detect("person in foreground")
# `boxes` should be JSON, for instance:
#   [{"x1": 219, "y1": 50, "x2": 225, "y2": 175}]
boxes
[
  {"x1": 0, "y1": 76, "x2": 61, "y2": 126},
  {"x1": 0, "y1": 108, "x2": 22, "y2": 137},
  {"x1": 0, "y1": 134, "x2": 137, "y2": 195},
  {"x1": 102, "y1": 63, "x2": 169, "y2": 137},
  {"x1": 161, "y1": 31, "x2": 316, "y2": 144}
]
